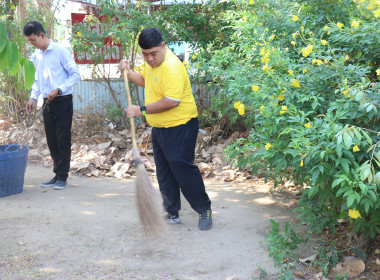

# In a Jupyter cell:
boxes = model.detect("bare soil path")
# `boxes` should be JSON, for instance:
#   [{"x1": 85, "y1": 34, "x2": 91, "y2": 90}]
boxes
[{"x1": 0, "y1": 164, "x2": 293, "y2": 280}]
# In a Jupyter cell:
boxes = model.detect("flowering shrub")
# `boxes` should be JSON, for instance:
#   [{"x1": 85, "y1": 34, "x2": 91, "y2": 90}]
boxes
[{"x1": 191, "y1": 0, "x2": 380, "y2": 238}]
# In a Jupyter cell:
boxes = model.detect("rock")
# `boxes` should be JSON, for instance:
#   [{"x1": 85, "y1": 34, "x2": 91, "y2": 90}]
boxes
[
  {"x1": 333, "y1": 257, "x2": 366, "y2": 278},
  {"x1": 198, "y1": 162, "x2": 209, "y2": 174},
  {"x1": 218, "y1": 170, "x2": 235, "y2": 181}
]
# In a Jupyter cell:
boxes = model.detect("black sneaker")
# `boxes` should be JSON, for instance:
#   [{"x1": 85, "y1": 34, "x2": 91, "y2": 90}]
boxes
[
  {"x1": 53, "y1": 180, "x2": 67, "y2": 190},
  {"x1": 198, "y1": 209, "x2": 212, "y2": 230},
  {"x1": 40, "y1": 178, "x2": 57, "y2": 188},
  {"x1": 164, "y1": 211, "x2": 181, "y2": 224}
]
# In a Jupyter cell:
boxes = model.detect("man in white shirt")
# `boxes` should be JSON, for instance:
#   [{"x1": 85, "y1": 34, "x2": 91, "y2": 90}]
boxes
[{"x1": 23, "y1": 21, "x2": 80, "y2": 189}]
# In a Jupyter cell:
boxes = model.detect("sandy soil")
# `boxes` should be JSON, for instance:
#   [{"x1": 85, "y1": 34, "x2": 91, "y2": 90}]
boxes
[{"x1": 0, "y1": 164, "x2": 294, "y2": 280}]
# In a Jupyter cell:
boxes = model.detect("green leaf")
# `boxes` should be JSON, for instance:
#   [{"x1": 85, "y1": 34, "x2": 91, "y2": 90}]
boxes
[
  {"x1": 353, "y1": 128, "x2": 362, "y2": 141},
  {"x1": 0, "y1": 21, "x2": 6, "y2": 52},
  {"x1": 347, "y1": 193, "x2": 356, "y2": 208},
  {"x1": 332, "y1": 178, "x2": 344, "y2": 189},
  {"x1": 362, "y1": 131, "x2": 373, "y2": 145},
  {"x1": 343, "y1": 133, "x2": 352, "y2": 149},
  {"x1": 337, "y1": 134, "x2": 342, "y2": 145},
  {"x1": 24, "y1": 59, "x2": 35, "y2": 89},
  {"x1": 360, "y1": 167, "x2": 371, "y2": 181},
  {"x1": 7, "y1": 40, "x2": 19, "y2": 75},
  {"x1": 0, "y1": 46, "x2": 7, "y2": 72}
]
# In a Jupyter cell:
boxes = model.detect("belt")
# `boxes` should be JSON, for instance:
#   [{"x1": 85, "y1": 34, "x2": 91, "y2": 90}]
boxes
[{"x1": 43, "y1": 94, "x2": 72, "y2": 103}]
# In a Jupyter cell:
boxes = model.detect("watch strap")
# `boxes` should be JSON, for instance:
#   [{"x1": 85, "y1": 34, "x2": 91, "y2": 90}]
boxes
[{"x1": 140, "y1": 105, "x2": 146, "y2": 117}]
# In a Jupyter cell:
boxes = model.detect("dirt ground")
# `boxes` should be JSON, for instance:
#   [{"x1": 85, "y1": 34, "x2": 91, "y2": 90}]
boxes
[{"x1": 0, "y1": 163, "x2": 295, "y2": 280}]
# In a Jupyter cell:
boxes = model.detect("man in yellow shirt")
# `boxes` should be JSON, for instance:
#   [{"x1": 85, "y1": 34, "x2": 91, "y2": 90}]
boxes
[{"x1": 119, "y1": 28, "x2": 212, "y2": 230}]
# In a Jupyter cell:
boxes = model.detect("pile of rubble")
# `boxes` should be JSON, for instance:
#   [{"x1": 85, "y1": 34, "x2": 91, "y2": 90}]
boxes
[{"x1": 0, "y1": 111, "x2": 252, "y2": 182}]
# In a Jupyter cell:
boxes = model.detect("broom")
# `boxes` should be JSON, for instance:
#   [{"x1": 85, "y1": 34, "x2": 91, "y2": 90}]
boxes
[{"x1": 123, "y1": 69, "x2": 167, "y2": 237}]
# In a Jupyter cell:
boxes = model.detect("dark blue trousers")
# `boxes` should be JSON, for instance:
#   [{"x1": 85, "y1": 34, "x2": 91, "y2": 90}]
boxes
[
  {"x1": 152, "y1": 118, "x2": 211, "y2": 215},
  {"x1": 43, "y1": 95, "x2": 73, "y2": 181}
]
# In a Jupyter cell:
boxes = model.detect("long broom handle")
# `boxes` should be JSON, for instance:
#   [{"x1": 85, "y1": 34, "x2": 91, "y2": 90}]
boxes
[{"x1": 123, "y1": 69, "x2": 138, "y2": 148}]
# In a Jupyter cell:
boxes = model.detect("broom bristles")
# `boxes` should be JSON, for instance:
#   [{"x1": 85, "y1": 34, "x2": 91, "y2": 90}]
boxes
[{"x1": 135, "y1": 163, "x2": 168, "y2": 237}]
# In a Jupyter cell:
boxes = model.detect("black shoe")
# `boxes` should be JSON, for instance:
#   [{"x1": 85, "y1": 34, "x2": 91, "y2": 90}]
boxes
[
  {"x1": 198, "y1": 209, "x2": 212, "y2": 230},
  {"x1": 163, "y1": 211, "x2": 181, "y2": 224},
  {"x1": 53, "y1": 180, "x2": 67, "y2": 190},
  {"x1": 40, "y1": 178, "x2": 57, "y2": 188}
]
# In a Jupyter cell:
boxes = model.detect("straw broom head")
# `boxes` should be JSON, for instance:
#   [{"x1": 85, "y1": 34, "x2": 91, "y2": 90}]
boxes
[{"x1": 133, "y1": 147, "x2": 168, "y2": 237}]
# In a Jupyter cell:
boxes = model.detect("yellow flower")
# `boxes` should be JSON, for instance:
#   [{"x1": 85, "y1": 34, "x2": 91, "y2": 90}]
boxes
[
  {"x1": 141, "y1": 26, "x2": 145, "y2": 30},
  {"x1": 249, "y1": 0, "x2": 254, "y2": 4},
  {"x1": 280, "y1": 105, "x2": 288, "y2": 114},
  {"x1": 324, "y1": 25, "x2": 329, "y2": 30},
  {"x1": 291, "y1": 40, "x2": 296, "y2": 46},
  {"x1": 302, "y1": 68, "x2": 307, "y2": 74},
  {"x1": 261, "y1": 56, "x2": 270, "y2": 64},
  {"x1": 343, "y1": 89, "x2": 350, "y2": 97},
  {"x1": 192, "y1": 55, "x2": 196, "y2": 59},
  {"x1": 300, "y1": 159, "x2": 304, "y2": 167},
  {"x1": 292, "y1": 15, "x2": 299, "y2": 21},
  {"x1": 186, "y1": 64, "x2": 190, "y2": 69},
  {"x1": 304, "y1": 122, "x2": 312, "y2": 128},
  {"x1": 345, "y1": 78, "x2": 348, "y2": 84},
  {"x1": 374, "y1": 10, "x2": 380, "y2": 17},
  {"x1": 262, "y1": 64, "x2": 272, "y2": 72},
  {"x1": 351, "y1": 19, "x2": 360, "y2": 28},
  {"x1": 353, "y1": 145, "x2": 360, "y2": 152},
  {"x1": 288, "y1": 70, "x2": 294, "y2": 75},
  {"x1": 321, "y1": 39, "x2": 328, "y2": 45},
  {"x1": 324, "y1": 58, "x2": 329, "y2": 64},
  {"x1": 302, "y1": 45, "x2": 313, "y2": 57},
  {"x1": 291, "y1": 79, "x2": 301, "y2": 88},
  {"x1": 234, "y1": 101, "x2": 245, "y2": 115},
  {"x1": 348, "y1": 208, "x2": 361, "y2": 219},
  {"x1": 367, "y1": 4, "x2": 375, "y2": 10},
  {"x1": 196, "y1": 63, "x2": 200, "y2": 68},
  {"x1": 376, "y1": 69, "x2": 380, "y2": 76},
  {"x1": 345, "y1": 55, "x2": 350, "y2": 60},
  {"x1": 337, "y1": 22, "x2": 344, "y2": 29},
  {"x1": 270, "y1": 35, "x2": 275, "y2": 40},
  {"x1": 252, "y1": 84, "x2": 260, "y2": 91},
  {"x1": 238, "y1": 104, "x2": 245, "y2": 115},
  {"x1": 277, "y1": 95, "x2": 285, "y2": 101},
  {"x1": 260, "y1": 105, "x2": 265, "y2": 112},
  {"x1": 312, "y1": 59, "x2": 324, "y2": 65},
  {"x1": 265, "y1": 143, "x2": 272, "y2": 150},
  {"x1": 77, "y1": 32, "x2": 82, "y2": 37},
  {"x1": 183, "y1": 60, "x2": 188, "y2": 65}
]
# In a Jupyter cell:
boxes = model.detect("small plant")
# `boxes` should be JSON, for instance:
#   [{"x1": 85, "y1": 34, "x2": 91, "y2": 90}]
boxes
[
  {"x1": 265, "y1": 219, "x2": 308, "y2": 266},
  {"x1": 311, "y1": 241, "x2": 340, "y2": 276},
  {"x1": 251, "y1": 265, "x2": 267, "y2": 280},
  {"x1": 278, "y1": 262, "x2": 295, "y2": 280}
]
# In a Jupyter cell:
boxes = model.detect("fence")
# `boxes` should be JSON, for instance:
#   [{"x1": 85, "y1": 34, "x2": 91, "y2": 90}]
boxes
[{"x1": 73, "y1": 79, "x2": 219, "y2": 113}]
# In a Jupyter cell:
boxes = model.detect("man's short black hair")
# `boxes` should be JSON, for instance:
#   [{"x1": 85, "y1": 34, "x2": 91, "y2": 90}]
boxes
[
  {"x1": 23, "y1": 21, "x2": 46, "y2": 36},
  {"x1": 138, "y1": 27, "x2": 163, "y2": 49}
]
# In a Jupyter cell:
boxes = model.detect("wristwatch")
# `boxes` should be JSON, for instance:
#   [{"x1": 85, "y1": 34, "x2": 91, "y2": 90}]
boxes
[
  {"x1": 57, "y1": 88, "x2": 63, "y2": 96},
  {"x1": 140, "y1": 105, "x2": 146, "y2": 116}
]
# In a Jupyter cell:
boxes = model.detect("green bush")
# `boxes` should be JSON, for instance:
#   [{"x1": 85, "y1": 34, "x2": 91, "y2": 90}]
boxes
[{"x1": 194, "y1": 0, "x2": 380, "y2": 238}]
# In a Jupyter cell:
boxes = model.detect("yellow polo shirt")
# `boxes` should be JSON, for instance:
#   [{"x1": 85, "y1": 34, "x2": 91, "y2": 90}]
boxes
[{"x1": 139, "y1": 49, "x2": 198, "y2": 128}]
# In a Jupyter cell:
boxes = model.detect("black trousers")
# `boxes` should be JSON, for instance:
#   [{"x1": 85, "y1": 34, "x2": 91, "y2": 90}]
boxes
[
  {"x1": 152, "y1": 118, "x2": 211, "y2": 215},
  {"x1": 42, "y1": 95, "x2": 73, "y2": 181}
]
